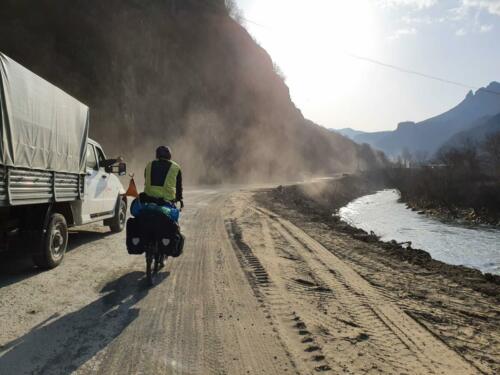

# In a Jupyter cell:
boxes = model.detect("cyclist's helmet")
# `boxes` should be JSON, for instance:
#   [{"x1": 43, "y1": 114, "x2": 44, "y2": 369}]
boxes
[{"x1": 156, "y1": 146, "x2": 172, "y2": 160}]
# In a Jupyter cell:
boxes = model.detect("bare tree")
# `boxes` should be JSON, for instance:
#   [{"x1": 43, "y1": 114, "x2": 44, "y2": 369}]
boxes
[
  {"x1": 436, "y1": 138, "x2": 479, "y2": 171},
  {"x1": 273, "y1": 62, "x2": 286, "y2": 81},
  {"x1": 401, "y1": 147, "x2": 412, "y2": 168},
  {"x1": 414, "y1": 150, "x2": 429, "y2": 166},
  {"x1": 482, "y1": 132, "x2": 500, "y2": 178},
  {"x1": 224, "y1": 0, "x2": 243, "y2": 22}
]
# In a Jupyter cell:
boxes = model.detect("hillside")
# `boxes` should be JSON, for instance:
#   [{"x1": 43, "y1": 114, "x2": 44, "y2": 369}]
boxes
[
  {"x1": 0, "y1": 0, "x2": 378, "y2": 184},
  {"x1": 352, "y1": 130, "x2": 392, "y2": 146},
  {"x1": 350, "y1": 82, "x2": 500, "y2": 157},
  {"x1": 441, "y1": 113, "x2": 500, "y2": 150},
  {"x1": 333, "y1": 128, "x2": 367, "y2": 140}
]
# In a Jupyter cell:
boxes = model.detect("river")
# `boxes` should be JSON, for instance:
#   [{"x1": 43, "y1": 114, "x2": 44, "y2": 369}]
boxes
[{"x1": 339, "y1": 189, "x2": 500, "y2": 275}]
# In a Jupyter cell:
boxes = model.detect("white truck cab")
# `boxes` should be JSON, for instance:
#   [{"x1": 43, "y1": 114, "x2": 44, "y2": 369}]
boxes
[{"x1": 76, "y1": 139, "x2": 126, "y2": 225}]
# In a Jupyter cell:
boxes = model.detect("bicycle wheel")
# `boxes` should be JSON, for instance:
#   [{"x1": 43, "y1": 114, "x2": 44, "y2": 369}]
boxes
[
  {"x1": 154, "y1": 251, "x2": 161, "y2": 274},
  {"x1": 146, "y1": 250, "x2": 155, "y2": 286}
]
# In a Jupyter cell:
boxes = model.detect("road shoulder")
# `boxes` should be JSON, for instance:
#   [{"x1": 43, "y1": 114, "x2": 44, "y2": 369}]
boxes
[{"x1": 252, "y1": 186, "x2": 500, "y2": 374}]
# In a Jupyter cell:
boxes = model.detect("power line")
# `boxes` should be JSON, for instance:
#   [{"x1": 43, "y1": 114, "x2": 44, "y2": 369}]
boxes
[
  {"x1": 345, "y1": 52, "x2": 476, "y2": 89},
  {"x1": 345, "y1": 53, "x2": 500, "y2": 96},
  {"x1": 239, "y1": 16, "x2": 271, "y2": 29}
]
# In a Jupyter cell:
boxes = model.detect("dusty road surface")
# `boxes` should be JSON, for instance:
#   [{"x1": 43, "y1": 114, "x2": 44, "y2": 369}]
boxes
[{"x1": 0, "y1": 187, "x2": 483, "y2": 374}]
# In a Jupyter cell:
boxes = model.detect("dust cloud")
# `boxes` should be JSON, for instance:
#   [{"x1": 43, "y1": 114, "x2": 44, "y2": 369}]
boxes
[{"x1": 0, "y1": 0, "x2": 384, "y2": 186}]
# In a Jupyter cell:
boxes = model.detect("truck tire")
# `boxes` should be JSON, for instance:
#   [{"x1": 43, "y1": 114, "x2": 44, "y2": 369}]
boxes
[
  {"x1": 33, "y1": 213, "x2": 68, "y2": 269},
  {"x1": 109, "y1": 199, "x2": 127, "y2": 233}
]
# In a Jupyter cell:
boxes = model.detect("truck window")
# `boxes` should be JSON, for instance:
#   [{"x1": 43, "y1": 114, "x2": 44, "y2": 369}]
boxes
[
  {"x1": 86, "y1": 144, "x2": 98, "y2": 170},
  {"x1": 95, "y1": 147, "x2": 106, "y2": 169}
]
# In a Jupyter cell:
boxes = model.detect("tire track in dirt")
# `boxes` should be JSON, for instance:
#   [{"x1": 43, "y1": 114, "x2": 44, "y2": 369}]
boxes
[
  {"x1": 226, "y1": 218, "x2": 332, "y2": 374},
  {"x1": 264, "y1": 216, "x2": 418, "y2": 374},
  {"x1": 308, "y1": 232, "x2": 498, "y2": 374},
  {"x1": 224, "y1": 194, "x2": 479, "y2": 374}
]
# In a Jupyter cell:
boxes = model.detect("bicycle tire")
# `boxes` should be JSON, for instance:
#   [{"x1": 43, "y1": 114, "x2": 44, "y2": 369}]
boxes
[{"x1": 146, "y1": 251, "x2": 154, "y2": 286}]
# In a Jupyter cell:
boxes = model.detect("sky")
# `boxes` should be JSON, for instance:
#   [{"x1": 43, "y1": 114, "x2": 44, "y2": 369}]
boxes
[{"x1": 234, "y1": 0, "x2": 500, "y2": 132}]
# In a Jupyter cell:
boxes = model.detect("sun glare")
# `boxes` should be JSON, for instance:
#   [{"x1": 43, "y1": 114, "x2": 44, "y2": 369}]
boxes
[{"x1": 244, "y1": 0, "x2": 381, "y2": 121}]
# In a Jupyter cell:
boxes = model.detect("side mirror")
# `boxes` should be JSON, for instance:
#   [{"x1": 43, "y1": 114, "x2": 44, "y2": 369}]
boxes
[
  {"x1": 118, "y1": 162, "x2": 127, "y2": 176},
  {"x1": 105, "y1": 162, "x2": 127, "y2": 176}
]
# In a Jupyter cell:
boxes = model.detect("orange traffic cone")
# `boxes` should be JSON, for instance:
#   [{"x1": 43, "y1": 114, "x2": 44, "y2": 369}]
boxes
[{"x1": 126, "y1": 175, "x2": 139, "y2": 198}]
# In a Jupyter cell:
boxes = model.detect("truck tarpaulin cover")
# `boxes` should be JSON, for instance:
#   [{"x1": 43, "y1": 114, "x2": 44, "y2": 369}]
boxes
[{"x1": 0, "y1": 53, "x2": 89, "y2": 174}]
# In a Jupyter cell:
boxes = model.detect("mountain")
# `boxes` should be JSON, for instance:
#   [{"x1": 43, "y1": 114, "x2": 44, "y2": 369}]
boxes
[
  {"x1": 333, "y1": 128, "x2": 367, "y2": 140},
  {"x1": 352, "y1": 130, "x2": 393, "y2": 145},
  {"x1": 351, "y1": 82, "x2": 500, "y2": 157},
  {"x1": 333, "y1": 128, "x2": 393, "y2": 146},
  {"x1": 0, "y1": 0, "x2": 382, "y2": 184},
  {"x1": 441, "y1": 113, "x2": 500, "y2": 150}
]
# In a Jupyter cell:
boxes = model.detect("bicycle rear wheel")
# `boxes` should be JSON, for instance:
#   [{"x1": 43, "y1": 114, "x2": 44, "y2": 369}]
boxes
[
  {"x1": 146, "y1": 243, "x2": 161, "y2": 286},
  {"x1": 146, "y1": 251, "x2": 154, "y2": 286},
  {"x1": 154, "y1": 252, "x2": 161, "y2": 274}
]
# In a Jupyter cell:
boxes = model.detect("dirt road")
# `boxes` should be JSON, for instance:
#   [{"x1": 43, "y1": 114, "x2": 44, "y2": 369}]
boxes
[{"x1": 0, "y1": 188, "x2": 482, "y2": 374}]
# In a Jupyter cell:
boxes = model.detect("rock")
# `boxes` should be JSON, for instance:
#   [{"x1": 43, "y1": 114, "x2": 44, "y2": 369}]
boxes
[
  {"x1": 484, "y1": 273, "x2": 500, "y2": 285},
  {"x1": 352, "y1": 230, "x2": 378, "y2": 243}
]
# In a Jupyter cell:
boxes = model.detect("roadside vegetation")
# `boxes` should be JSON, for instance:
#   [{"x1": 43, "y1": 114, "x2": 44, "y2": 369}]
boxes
[{"x1": 389, "y1": 133, "x2": 500, "y2": 225}]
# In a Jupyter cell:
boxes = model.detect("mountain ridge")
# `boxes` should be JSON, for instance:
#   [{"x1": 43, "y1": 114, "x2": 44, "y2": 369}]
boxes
[
  {"x1": 441, "y1": 113, "x2": 500, "y2": 150},
  {"x1": 348, "y1": 81, "x2": 500, "y2": 157}
]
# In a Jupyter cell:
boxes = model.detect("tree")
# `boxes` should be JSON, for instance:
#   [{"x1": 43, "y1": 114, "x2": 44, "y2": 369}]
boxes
[
  {"x1": 401, "y1": 147, "x2": 412, "y2": 168},
  {"x1": 273, "y1": 62, "x2": 286, "y2": 82},
  {"x1": 436, "y1": 138, "x2": 479, "y2": 172},
  {"x1": 414, "y1": 150, "x2": 429, "y2": 166},
  {"x1": 482, "y1": 132, "x2": 500, "y2": 178},
  {"x1": 224, "y1": 0, "x2": 243, "y2": 22}
]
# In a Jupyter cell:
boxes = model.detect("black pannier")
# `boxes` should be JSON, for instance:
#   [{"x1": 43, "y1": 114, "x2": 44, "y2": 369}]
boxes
[
  {"x1": 170, "y1": 233, "x2": 185, "y2": 258},
  {"x1": 126, "y1": 217, "x2": 145, "y2": 254},
  {"x1": 126, "y1": 210, "x2": 179, "y2": 255}
]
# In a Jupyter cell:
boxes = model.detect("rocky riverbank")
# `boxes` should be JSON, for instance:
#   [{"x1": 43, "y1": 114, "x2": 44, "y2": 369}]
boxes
[
  {"x1": 388, "y1": 167, "x2": 500, "y2": 228},
  {"x1": 257, "y1": 176, "x2": 500, "y2": 296},
  {"x1": 403, "y1": 198, "x2": 500, "y2": 227}
]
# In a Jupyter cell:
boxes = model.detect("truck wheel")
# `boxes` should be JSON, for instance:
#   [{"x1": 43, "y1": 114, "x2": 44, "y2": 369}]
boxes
[
  {"x1": 109, "y1": 199, "x2": 126, "y2": 233},
  {"x1": 33, "y1": 213, "x2": 68, "y2": 269}
]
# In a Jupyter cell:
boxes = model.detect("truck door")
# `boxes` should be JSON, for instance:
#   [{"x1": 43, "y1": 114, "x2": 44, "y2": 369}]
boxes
[
  {"x1": 95, "y1": 146, "x2": 119, "y2": 213},
  {"x1": 82, "y1": 144, "x2": 100, "y2": 217}
]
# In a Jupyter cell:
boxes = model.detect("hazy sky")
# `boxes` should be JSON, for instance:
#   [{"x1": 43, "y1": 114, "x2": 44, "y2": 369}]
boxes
[{"x1": 235, "y1": 0, "x2": 500, "y2": 132}]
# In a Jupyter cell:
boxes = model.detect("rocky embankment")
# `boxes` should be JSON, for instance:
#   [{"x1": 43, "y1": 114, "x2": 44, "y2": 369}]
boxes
[{"x1": 404, "y1": 199, "x2": 500, "y2": 227}]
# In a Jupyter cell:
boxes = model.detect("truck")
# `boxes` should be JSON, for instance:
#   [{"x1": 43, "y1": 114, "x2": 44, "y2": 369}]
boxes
[{"x1": 0, "y1": 53, "x2": 127, "y2": 268}]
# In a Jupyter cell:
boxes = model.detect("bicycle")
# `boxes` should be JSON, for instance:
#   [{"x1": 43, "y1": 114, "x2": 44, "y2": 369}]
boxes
[
  {"x1": 126, "y1": 201, "x2": 183, "y2": 286},
  {"x1": 145, "y1": 241, "x2": 167, "y2": 286}
]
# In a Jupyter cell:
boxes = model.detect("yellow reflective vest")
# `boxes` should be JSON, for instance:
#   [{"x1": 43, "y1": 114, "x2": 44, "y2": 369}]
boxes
[{"x1": 144, "y1": 159, "x2": 181, "y2": 202}]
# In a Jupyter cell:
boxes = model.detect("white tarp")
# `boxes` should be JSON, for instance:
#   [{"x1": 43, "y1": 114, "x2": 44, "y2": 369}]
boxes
[{"x1": 0, "y1": 53, "x2": 89, "y2": 174}]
